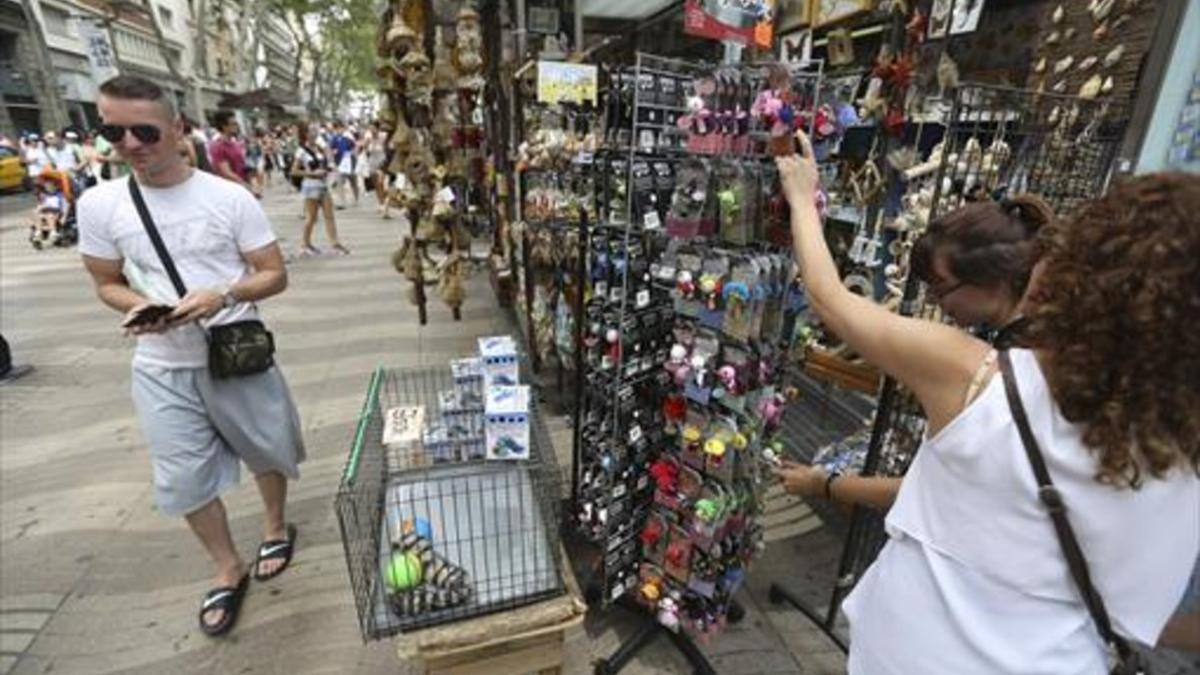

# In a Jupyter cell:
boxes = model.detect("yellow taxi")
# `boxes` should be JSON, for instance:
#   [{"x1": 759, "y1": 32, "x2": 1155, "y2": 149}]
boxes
[{"x1": 0, "y1": 144, "x2": 27, "y2": 192}]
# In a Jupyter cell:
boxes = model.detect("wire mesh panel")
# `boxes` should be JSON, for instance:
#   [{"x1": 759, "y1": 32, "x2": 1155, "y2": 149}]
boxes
[
  {"x1": 931, "y1": 84, "x2": 1129, "y2": 218},
  {"x1": 336, "y1": 364, "x2": 565, "y2": 641}
]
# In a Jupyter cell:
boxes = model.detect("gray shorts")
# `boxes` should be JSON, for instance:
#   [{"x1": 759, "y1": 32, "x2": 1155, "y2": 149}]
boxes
[{"x1": 131, "y1": 363, "x2": 306, "y2": 517}]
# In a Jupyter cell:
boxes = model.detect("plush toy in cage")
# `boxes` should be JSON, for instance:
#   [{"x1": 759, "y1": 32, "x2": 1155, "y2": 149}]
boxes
[{"x1": 386, "y1": 519, "x2": 473, "y2": 615}]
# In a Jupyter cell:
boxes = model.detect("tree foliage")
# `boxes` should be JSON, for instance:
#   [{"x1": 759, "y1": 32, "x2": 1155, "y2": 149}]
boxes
[{"x1": 269, "y1": 0, "x2": 379, "y2": 116}]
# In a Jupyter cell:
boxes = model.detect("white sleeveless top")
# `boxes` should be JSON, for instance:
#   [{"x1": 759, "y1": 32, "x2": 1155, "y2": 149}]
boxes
[{"x1": 843, "y1": 349, "x2": 1200, "y2": 674}]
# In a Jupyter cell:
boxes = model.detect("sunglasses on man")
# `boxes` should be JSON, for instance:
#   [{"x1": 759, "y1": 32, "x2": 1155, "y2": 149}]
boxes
[{"x1": 98, "y1": 124, "x2": 163, "y2": 145}]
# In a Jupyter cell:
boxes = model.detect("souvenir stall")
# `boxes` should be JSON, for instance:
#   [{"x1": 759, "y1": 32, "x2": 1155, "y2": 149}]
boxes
[{"x1": 336, "y1": 0, "x2": 1170, "y2": 671}]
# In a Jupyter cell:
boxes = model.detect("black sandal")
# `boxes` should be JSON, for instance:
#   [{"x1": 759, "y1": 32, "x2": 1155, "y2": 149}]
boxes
[
  {"x1": 198, "y1": 572, "x2": 250, "y2": 637},
  {"x1": 254, "y1": 524, "x2": 298, "y2": 581}
]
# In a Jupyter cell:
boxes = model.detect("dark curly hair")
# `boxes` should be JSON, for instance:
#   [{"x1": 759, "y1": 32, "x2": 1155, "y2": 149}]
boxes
[
  {"x1": 1025, "y1": 172, "x2": 1200, "y2": 488},
  {"x1": 912, "y1": 195, "x2": 1053, "y2": 296}
]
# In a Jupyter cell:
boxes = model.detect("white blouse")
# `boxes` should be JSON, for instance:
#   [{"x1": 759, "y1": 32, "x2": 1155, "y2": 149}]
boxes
[{"x1": 844, "y1": 349, "x2": 1200, "y2": 674}]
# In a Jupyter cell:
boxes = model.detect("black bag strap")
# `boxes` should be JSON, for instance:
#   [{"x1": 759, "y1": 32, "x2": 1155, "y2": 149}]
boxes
[
  {"x1": 128, "y1": 177, "x2": 187, "y2": 299},
  {"x1": 998, "y1": 350, "x2": 1137, "y2": 667}
]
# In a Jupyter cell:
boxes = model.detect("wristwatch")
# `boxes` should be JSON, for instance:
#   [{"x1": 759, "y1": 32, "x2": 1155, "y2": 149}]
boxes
[
  {"x1": 218, "y1": 285, "x2": 237, "y2": 310},
  {"x1": 824, "y1": 470, "x2": 842, "y2": 501}
]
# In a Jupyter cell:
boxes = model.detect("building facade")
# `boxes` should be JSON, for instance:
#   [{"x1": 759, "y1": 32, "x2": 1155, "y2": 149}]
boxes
[{"x1": 0, "y1": 0, "x2": 301, "y2": 138}]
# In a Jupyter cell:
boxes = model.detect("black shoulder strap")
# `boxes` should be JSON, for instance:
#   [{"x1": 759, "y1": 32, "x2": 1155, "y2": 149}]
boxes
[
  {"x1": 127, "y1": 178, "x2": 187, "y2": 299},
  {"x1": 998, "y1": 350, "x2": 1135, "y2": 665}
]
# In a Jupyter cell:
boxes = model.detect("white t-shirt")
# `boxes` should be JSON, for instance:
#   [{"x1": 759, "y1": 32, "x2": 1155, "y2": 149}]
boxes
[
  {"x1": 294, "y1": 146, "x2": 329, "y2": 190},
  {"x1": 47, "y1": 144, "x2": 80, "y2": 172},
  {"x1": 25, "y1": 146, "x2": 49, "y2": 176},
  {"x1": 77, "y1": 171, "x2": 278, "y2": 369}
]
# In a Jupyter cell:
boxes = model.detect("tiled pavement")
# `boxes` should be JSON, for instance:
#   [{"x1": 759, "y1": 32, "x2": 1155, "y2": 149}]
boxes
[{"x1": 0, "y1": 184, "x2": 848, "y2": 675}]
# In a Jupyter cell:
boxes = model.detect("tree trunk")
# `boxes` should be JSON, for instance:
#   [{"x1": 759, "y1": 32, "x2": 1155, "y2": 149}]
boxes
[
  {"x1": 278, "y1": 8, "x2": 307, "y2": 101},
  {"x1": 18, "y1": 0, "x2": 70, "y2": 129}
]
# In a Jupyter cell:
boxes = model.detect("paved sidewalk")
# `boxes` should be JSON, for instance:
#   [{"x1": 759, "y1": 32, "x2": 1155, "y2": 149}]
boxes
[{"x1": 0, "y1": 183, "x2": 847, "y2": 674}]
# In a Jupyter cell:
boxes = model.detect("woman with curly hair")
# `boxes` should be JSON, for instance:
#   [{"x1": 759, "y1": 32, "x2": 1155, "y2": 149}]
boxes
[{"x1": 775, "y1": 130, "x2": 1200, "y2": 674}]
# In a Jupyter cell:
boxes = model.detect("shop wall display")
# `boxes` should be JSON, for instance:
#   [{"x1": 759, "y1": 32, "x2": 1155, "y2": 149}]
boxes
[
  {"x1": 928, "y1": 0, "x2": 987, "y2": 38},
  {"x1": 779, "y1": 28, "x2": 814, "y2": 66},
  {"x1": 1024, "y1": 0, "x2": 1160, "y2": 103},
  {"x1": 811, "y1": 0, "x2": 871, "y2": 29},
  {"x1": 777, "y1": 0, "x2": 816, "y2": 30}
]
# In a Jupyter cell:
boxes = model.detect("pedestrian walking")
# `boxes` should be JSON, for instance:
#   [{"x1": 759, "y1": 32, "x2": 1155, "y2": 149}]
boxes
[
  {"x1": 246, "y1": 129, "x2": 266, "y2": 195},
  {"x1": 291, "y1": 123, "x2": 349, "y2": 256},
  {"x1": 364, "y1": 121, "x2": 390, "y2": 217},
  {"x1": 77, "y1": 75, "x2": 305, "y2": 638},
  {"x1": 328, "y1": 121, "x2": 358, "y2": 208},
  {"x1": 20, "y1": 134, "x2": 49, "y2": 190},
  {"x1": 209, "y1": 111, "x2": 259, "y2": 198}
]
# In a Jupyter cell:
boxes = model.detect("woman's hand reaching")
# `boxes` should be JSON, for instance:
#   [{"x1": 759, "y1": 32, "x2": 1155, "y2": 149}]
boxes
[{"x1": 776, "y1": 130, "x2": 820, "y2": 209}]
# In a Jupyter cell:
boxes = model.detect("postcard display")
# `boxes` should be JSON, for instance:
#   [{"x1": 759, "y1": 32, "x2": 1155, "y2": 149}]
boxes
[{"x1": 573, "y1": 53, "x2": 824, "y2": 641}]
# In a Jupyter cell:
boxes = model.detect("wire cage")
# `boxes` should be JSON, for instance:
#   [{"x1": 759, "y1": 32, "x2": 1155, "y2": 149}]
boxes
[{"x1": 335, "y1": 364, "x2": 565, "y2": 641}]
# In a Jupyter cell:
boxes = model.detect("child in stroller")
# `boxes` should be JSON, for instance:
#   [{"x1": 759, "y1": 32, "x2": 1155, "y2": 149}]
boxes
[{"x1": 29, "y1": 169, "x2": 78, "y2": 249}]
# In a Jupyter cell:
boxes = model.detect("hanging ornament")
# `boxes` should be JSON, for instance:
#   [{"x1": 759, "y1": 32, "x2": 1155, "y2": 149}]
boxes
[
  {"x1": 1079, "y1": 74, "x2": 1104, "y2": 99},
  {"x1": 1104, "y1": 44, "x2": 1126, "y2": 68}
]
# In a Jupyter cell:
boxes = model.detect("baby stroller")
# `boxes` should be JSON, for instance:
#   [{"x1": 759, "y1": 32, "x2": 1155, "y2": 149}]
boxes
[{"x1": 29, "y1": 168, "x2": 78, "y2": 250}]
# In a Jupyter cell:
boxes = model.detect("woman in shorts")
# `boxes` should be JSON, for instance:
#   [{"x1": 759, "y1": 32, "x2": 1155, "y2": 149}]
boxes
[{"x1": 290, "y1": 124, "x2": 349, "y2": 256}]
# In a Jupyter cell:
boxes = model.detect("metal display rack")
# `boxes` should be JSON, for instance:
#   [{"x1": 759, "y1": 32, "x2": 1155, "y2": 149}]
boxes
[
  {"x1": 336, "y1": 364, "x2": 565, "y2": 640},
  {"x1": 568, "y1": 52, "x2": 830, "y2": 675}
]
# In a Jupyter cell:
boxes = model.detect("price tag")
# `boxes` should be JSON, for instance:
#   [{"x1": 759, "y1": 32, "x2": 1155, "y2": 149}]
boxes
[
  {"x1": 636, "y1": 288, "x2": 651, "y2": 309},
  {"x1": 613, "y1": 483, "x2": 627, "y2": 498},
  {"x1": 610, "y1": 287, "x2": 622, "y2": 303},
  {"x1": 595, "y1": 281, "x2": 608, "y2": 297},
  {"x1": 436, "y1": 186, "x2": 456, "y2": 203},
  {"x1": 644, "y1": 211, "x2": 662, "y2": 230},
  {"x1": 629, "y1": 425, "x2": 643, "y2": 443}
]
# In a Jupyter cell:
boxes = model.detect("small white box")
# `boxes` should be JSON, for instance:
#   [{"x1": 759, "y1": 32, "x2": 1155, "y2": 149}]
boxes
[
  {"x1": 478, "y1": 336, "x2": 520, "y2": 388},
  {"x1": 484, "y1": 385, "x2": 531, "y2": 460}
]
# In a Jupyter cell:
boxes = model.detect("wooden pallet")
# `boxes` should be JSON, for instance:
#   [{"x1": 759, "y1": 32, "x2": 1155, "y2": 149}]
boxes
[{"x1": 398, "y1": 546, "x2": 586, "y2": 675}]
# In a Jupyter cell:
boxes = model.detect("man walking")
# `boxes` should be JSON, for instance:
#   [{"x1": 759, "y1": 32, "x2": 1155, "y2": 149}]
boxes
[
  {"x1": 209, "y1": 110, "x2": 259, "y2": 198},
  {"x1": 328, "y1": 121, "x2": 358, "y2": 208},
  {"x1": 77, "y1": 76, "x2": 305, "y2": 637}
]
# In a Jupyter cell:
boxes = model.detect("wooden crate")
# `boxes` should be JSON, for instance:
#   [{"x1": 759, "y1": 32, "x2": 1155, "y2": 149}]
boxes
[
  {"x1": 421, "y1": 613, "x2": 581, "y2": 675},
  {"x1": 398, "y1": 546, "x2": 586, "y2": 675}
]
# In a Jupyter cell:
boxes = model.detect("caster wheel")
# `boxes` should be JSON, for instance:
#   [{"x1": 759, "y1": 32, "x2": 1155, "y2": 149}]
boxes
[{"x1": 768, "y1": 584, "x2": 785, "y2": 605}]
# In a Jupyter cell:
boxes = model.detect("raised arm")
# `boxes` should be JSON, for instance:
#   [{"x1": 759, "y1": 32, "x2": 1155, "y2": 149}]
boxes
[{"x1": 778, "y1": 131, "x2": 991, "y2": 433}]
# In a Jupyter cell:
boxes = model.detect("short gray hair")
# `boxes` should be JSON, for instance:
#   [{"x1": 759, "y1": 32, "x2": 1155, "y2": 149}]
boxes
[{"x1": 98, "y1": 75, "x2": 177, "y2": 120}]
